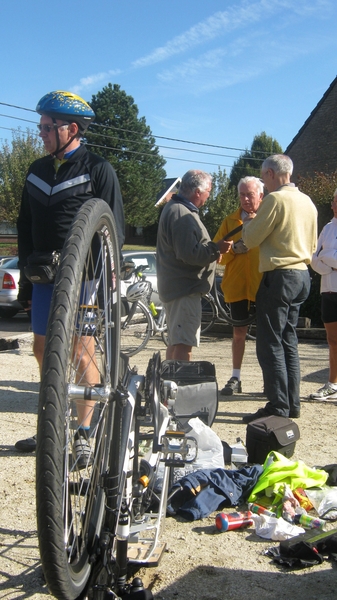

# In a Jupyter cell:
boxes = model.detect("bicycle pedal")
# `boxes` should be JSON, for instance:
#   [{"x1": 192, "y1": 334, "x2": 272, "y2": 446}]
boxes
[{"x1": 161, "y1": 433, "x2": 197, "y2": 462}]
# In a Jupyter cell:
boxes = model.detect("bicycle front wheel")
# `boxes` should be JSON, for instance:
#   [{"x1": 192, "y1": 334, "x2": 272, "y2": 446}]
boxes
[
  {"x1": 120, "y1": 300, "x2": 152, "y2": 356},
  {"x1": 217, "y1": 289, "x2": 256, "y2": 327},
  {"x1": 201, "y1": 294, "x2": 217, "y2": 334},
  {"x1": 36, "y1": 199, "x2": 121, "y2": 600}
]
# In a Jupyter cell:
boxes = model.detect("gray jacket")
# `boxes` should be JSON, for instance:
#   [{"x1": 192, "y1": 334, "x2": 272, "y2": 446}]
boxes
[{"x1": 156, "y1": 195, "x2": 219, "y2": 302}]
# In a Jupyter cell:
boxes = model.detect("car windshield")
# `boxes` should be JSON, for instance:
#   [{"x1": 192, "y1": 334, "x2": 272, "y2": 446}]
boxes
[
  {"x1": 1, "y1": 258, "x2": 18, "y2": 269},
  {"x1": 124, "y1": 256, "x2": 156, "y2": 274}
]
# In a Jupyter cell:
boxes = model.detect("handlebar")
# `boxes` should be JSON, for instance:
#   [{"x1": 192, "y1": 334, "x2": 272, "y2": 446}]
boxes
[{"x1": 120, "y1": 261, "x2": 150, "y2": 281}]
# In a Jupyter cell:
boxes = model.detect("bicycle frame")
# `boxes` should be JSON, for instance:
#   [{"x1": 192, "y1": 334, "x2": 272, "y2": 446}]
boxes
[
  {"x1": 89, "y1": 353, "x2": 197, "y2": 598},
  {"x1": 149, "y1": 304, "x2": 167, "y2": 337}
]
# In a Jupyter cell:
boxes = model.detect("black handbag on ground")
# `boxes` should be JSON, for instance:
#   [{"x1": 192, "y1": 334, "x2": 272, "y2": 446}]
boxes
[
  {"x1": 246, "y1": 415, "x2": 300, "y2": 464},
  {"x1": 24, "y1": 250, "x2": 61, "y2": 284}
]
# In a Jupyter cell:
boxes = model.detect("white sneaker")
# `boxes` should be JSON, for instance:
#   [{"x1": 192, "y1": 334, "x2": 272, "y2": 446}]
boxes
[{"x1": 309, "y1": 383, "x2": 337, "y2": 401}]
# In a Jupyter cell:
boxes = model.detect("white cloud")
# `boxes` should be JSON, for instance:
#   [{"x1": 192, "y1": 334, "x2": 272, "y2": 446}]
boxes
[
  {"x1": 131, "y1": 0, "x2": 328, "y2": 69},
  {"x1": 68, "y1": 0, "x2": 333, "y2": 98},
  {"x1": 70, "y1": 69, "x2": 121, "y2": 95},
  {"x1": 156, "y1": 30, "x2": 334, "y2": 95}
]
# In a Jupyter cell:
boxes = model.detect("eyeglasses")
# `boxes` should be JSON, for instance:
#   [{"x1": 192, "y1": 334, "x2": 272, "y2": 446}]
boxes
[{"x1": 37, "y1": 123, "x2": 69, "y2": 133}]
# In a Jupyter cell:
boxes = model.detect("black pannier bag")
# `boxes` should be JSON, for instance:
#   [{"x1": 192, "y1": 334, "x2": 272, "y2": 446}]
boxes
[
  {"x1": 246, "y1": 415, "x2": 300, "y2": 464},
  {"x1": 160, "y1": 360, "x2": 218, "y2": 428}
]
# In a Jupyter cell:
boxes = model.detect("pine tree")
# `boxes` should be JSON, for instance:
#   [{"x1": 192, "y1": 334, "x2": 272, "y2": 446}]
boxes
[
  {"x1": 229, "y1": 132, "x2": 282, "y2": 189},
  {"x1": 86, "y1": 84, "x2": 166, "y2": 228}
]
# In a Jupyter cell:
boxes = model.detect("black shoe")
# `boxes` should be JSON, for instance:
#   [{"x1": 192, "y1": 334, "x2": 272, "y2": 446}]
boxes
[
  {"x1": 242, "y1": 407, "x2": 270, "y2": 424},
  {"x1": 15, "y1": 435, "x2": 37, "y2": 452},
  {"x1": 220, "y1": 377, "x2": 242, "y2": 396}
]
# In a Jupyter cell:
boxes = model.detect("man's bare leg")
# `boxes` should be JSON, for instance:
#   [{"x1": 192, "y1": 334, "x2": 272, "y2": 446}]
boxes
[
  {"x1": 232, "y1": 325, "x2": 248, "y2": 372},
  {"x1": 73, "y1": 335, "x2": 99, "y2": 427},
  {"x1": 166, "y1": 343, "x2": 192, "y2": 361},
  {"x1": 34, "y1": 333, "x2": 98, "y2": 428}
]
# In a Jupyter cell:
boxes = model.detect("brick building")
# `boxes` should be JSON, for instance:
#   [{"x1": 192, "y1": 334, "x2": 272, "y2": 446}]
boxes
[{"x1": 285, "y1": 75, "x2": 337, "y2": 182}]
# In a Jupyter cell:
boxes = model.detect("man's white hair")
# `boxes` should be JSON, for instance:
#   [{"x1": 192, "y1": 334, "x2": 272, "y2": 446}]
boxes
[
  {"x1": 262, "y1": 154, "x2": 293, "y2": 176},
  {"x1": 238, "y1": 176, "x2": 264, "y2": 195}
]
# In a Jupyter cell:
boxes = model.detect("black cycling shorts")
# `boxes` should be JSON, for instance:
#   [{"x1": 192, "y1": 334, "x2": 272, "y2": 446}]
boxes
[
  {"x1": 230, "y1": 299, "x2": 250, "y2": 321},
  {"x1": 321, "y1": 292, "x2": 337, "y2": 323}
]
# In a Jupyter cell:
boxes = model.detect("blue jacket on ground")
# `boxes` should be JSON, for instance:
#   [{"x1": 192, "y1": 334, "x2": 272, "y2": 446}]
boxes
[{"x1": 169, "y1": 465, "x2": 263, "y2": 521}]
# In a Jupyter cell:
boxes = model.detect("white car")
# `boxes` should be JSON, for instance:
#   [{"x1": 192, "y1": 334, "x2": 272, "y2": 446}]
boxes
[
  {"x1": 121, "y1": 250, "x2": 159, "y2": 306},
  {"x1": 0, "y1": 257, "x2": 23, "y2": 318},
  {"x1": 0, "y1": 251, "x2": 159, "y2": 319}
]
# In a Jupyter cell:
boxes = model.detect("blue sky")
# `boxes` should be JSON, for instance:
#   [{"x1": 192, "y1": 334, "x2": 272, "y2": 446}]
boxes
[{"x1": 0, "y1": 0, "x2": 337, "y2": 179}]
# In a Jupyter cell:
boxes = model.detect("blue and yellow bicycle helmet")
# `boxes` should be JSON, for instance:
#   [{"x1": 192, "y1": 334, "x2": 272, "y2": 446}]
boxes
[{"x1": 36, "y1": 90, "x2": 95, "y2": 134}]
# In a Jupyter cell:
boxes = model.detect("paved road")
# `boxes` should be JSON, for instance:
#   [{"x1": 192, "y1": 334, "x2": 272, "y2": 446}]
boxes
[{"x1": 0, "y1": 312, "x2": 31, "y2": 338}]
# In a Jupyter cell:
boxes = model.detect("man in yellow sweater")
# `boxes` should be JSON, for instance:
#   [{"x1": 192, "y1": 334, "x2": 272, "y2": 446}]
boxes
[
  {"x1": 242, "y1": 154, "x2": 317, "y2": 423},
  {"x1": 213, "y1": 177, "x2": 263, "y2": 395}
]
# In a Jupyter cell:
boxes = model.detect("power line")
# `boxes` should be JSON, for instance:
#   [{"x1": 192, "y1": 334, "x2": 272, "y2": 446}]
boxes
[
  {"x1": 0, "y1": 101, "x2": 270, "y2": 157},
  {"x1": 0, "y1": 125, "x2": 235, "y2": 169},
  {"x1": 0, "y1": 113, "x2": 36, "y2": 125},
  {"x1": 83, "y1": 142, "x2": 236, "y2": 169},
  {"x1": 85, "y1": 128, "x2": 252, "y2": 161},
  {"x1": 0, "y1": 101, "x2": 35, "y2": 113}
]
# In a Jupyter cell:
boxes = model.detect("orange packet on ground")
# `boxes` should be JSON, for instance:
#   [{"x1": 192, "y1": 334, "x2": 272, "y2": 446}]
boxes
[{"x1": 293, "y1": 488, "x2": 314, "y2": 511}]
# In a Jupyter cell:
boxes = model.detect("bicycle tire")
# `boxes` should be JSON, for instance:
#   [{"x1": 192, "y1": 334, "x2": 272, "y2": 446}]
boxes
[
  {"x1": 36, "y1": 199, "x2": 121, "y2": 600},
  {"x1": 160, "y1": 309, "x2": 168, "y2": 346},
  {"x1": 161, "y1": 329, "x2": 168, "y2": 346},
  {"x1": 213, "y1": 283, "x2": 256, "y2": 327},
  {"x1": 200, "y1": 294, "x2": 217, "y2": 334},
  {"x1": 120, "y1": 300, "x2": 152, "y2": 356}
]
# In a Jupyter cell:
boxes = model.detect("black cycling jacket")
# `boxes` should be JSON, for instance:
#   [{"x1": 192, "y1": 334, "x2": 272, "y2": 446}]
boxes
[{"x1": 17, "y1": 145, "x2": 125, "y2": 272}]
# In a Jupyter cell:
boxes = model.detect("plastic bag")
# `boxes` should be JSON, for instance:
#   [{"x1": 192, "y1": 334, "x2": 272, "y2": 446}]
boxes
[
  {"x1": 251, "y1": 513, "x2": 305, "y2": 541},
  {"x1": 305, "y1": 486, "x2": 337, "y2": 520},
  {"x1": 171, "y1": 417, "x2": 225, "y2": 484},
  {"x1": 187, "y1": 417, "x2": 225, "y2": 470}
]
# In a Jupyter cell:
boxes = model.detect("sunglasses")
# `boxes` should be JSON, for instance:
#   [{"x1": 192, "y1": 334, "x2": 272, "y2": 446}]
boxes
[{"x1": 37, "y1": 123, "x2": 69, "y2": 133}]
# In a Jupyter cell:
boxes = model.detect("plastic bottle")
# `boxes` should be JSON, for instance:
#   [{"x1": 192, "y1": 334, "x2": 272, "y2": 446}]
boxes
[
  {"x1": 248, "y1": 503, "x2": 276, "y2": 517},
  {"x1": 215, "y1": 511, "x2": 253, "y2": 532},
  {"x1": 294, "y1": 513, "x2": 326, "y2": 530}
]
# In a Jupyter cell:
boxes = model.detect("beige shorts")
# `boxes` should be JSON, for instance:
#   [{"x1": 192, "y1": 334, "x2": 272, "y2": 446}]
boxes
[{"x1": 164, "y1": 293, "x2": 202, "y2": 347}]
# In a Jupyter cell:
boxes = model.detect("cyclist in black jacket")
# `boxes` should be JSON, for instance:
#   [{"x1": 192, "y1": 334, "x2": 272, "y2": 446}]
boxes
[{"x1": 15, "y1": 91, "x2": 125, "y2": 456}]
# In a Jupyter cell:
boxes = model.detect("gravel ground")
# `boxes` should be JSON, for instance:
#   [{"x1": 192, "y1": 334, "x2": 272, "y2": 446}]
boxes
[{"x1": 1, "y1": 331, "x2": 337, "y2": 600}]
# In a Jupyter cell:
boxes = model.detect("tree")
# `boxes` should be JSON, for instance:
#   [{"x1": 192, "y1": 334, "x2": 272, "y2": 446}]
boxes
[
  {"x1": 229, "y1": 131, "x2": 283, "y2": 189},
  {"x1": 86, "y1": 84, "x2": 166, "y2": 228},
  {"x1": 298, "y1": 170, "x2": 337, "y2": 231},
  {"x1": 199, "y1": 168, "x2": 238, "y2": 238},
  {"x1": 0, "y1": 129, "x2": 45, "y2": 226}
]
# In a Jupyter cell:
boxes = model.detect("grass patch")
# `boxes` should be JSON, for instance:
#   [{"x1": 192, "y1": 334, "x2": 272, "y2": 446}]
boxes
[
  {"x1": 122, "y1": 244, "x2": 156, "y2": 251},
  {"x1": 0, "y1": 243, "x2": 17, "y2": 256}
]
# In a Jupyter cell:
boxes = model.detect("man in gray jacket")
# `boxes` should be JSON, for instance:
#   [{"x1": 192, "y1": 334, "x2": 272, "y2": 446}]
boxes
[{"x1": 157, "y1": 169, "x2": 232, "y2": 361}]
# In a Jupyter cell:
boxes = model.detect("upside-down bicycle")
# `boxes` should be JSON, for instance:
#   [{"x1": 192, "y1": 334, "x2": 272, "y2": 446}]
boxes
[{"x1": 36, "y1": 199, "x2": 196, "y2": 600}]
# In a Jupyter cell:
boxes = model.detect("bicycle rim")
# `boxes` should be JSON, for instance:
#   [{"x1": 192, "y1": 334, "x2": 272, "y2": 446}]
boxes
[
  {"x1": 36, "y1": 199, "x2": 121, "y2": 600},
  {"x1": 214, "y1": 285, "x2": 256, "y2": 327},
  {"x1": 201, "y1": 295, "x2": 217, "y2": 334},
  {"x1": 120, "y1": 300, "x2": 152, "y2": 356}
]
